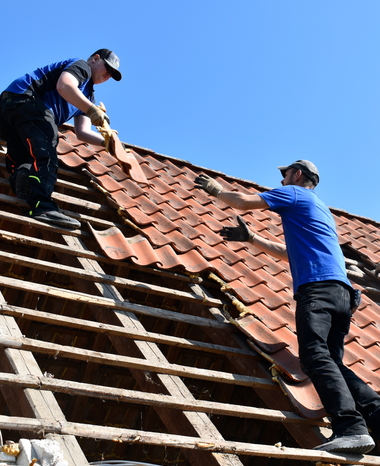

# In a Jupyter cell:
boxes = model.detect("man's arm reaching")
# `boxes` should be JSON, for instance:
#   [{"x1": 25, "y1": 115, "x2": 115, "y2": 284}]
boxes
[
  {"x1": 194, "y1": 174, "x2": 287, "y2": 261},
  {"x1": 220, "y1": 216, "x2": 288, "y2": 261},
  {"x1": 194, "y1": 173, "x2": 269, "y2": 210}
]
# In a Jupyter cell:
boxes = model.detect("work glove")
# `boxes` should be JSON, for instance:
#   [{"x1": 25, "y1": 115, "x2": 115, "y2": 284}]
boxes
[
  {"x1": 86, "y1": 104, "x2": 110, "y2": 127},
  {"x1": 194, "y1": 174, "x2": 223, "y2": 197},
  {"x1": 219, "y1": 216, "x2": 255, "y2": 242}
]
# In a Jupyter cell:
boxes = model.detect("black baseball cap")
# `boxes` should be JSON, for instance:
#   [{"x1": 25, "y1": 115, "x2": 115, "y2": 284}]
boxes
[
  {"x1": 92, "y1": 49, "x2": 122, "y2": 81},
  {"x1": 278, "y1": 159, "x2": 320, "y2": 186}
]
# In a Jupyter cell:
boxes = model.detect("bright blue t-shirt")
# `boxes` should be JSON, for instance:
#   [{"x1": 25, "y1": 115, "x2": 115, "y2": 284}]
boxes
[
  {"x1": 259, "y1": 185, "x2": 351, "y2": 292},
  {"x1": 5, "y1": 58, "x2": 95, "y2": 126}
]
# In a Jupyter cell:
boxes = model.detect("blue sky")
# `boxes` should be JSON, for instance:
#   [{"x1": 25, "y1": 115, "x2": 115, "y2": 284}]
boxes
[{"x1": 2, "y1": 1, "x2": 380, "y2": 221}]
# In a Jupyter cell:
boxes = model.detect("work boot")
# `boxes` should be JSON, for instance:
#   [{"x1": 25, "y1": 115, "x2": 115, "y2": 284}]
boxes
[
  {"x1": 313, "y1": 434, "x2": 375, "y2": 454},
  {"x1": 32, "y1": 210, "x2": 81, "y2": 229}
]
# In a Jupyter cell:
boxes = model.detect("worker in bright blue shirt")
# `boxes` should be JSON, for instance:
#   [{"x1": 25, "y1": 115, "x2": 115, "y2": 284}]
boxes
[
  {"x1": 195, "y1": 160, "x2": 380, "y2": 454},
  {"x1": 0, "y1": 49, "x2": 122, "y2": 229}
]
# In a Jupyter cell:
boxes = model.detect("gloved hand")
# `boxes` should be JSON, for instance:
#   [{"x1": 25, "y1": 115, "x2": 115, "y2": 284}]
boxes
[
  {"x1": 220, "y1": 215, "x2": 255, "y2": 242},
  {"x1": 194, "y1": 174, "x2": 223, "y2": 197},
  {"x1": 86, "y1": 104, "x2": 110, "y2": 127}
]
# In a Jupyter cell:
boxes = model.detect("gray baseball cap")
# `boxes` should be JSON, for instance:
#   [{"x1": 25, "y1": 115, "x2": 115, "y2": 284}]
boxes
[{"x1": 278, "y1": 159, "x2": 320, "y2": 186}]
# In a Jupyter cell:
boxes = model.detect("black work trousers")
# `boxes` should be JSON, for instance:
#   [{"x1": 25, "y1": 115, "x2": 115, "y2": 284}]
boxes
[
  {"x1": 295, "y1": 280, "x2": 380, "y2": 438},
  {"x1": 0, "y1": 91, "x2": 59, "y2": 215}
]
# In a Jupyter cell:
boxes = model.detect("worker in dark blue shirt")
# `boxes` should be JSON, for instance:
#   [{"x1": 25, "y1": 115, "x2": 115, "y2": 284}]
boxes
[{"x1": 0, "y1": 49, "x2": 122, "y2": 229}]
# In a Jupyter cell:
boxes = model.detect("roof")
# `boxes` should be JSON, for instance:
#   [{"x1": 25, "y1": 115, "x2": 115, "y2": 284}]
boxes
[
  {"x1": 58, "y1": 125, "x2": 380, "y2": 416},
  {"x1": 0, "y1": 124, "x2": 379, "y2": 466}
]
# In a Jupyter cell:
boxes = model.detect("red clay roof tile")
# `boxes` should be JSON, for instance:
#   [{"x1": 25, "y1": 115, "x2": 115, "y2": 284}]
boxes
[
  {"x1": 158, "y1": 203, "x2": 186, "y2": 222},
  {"x1": 140, "y1": 225, "x2": 174, "y2": 247},
  {"x1": 108, "y1": 191, "x2": 138, "y2": 210},
  {"x1": 117, "y1": 179, "x2": 148, "y2": 198},
  {"x1": 244, "y1": 302, "x2": 290, "y2": 331},
  {"x1": 58, "y1": 152, "x2": 87, "y2": 168},
  {"x1": 86, "y1": 159, "x2": 113, "y2": 176},
  {"x1": 207, "y1": 258, "x2": 244, "y2": 282},
  {"x1": 237, "y1": 315, "x2": 288, "y2": 354},
  {"x1": 149, "y1": 176, "x2": 176, "y2": 195},
  {"x1": 164, "y1": 229, "x2": 198, "y2": 253},
  {"x1": 57, "y1": 138, "x2": 79, "y2": 155},
  {"x1": 97, "y1": 174, "x2": 127, "y2": 193},
  {"x1": 276, "y1": 376, "x2": 327, "y2": 419}
]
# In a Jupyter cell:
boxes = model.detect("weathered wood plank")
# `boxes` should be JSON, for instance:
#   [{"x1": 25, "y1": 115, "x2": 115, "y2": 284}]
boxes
[
  {"x1": 0, "y1": 414, "x2": 377, "y2": 465},
  {"x1": 0, "y1": 334, "x2": 276, "y2": 389},
  {"x1": 0, "y1": 227, "x2": 201, "y2": 284},
  {"x1": 0, "y1": 372, "x2": 322, "y2": 426},
  {"x1": 0, "y1": 304, "x2": 254, "y2": 358},
  {"x1": 0, "y1": 250, "x2": 223, "y2": 307},
  {"x1": 0, "y1": 274, "x2": 232, "y2": 330}
]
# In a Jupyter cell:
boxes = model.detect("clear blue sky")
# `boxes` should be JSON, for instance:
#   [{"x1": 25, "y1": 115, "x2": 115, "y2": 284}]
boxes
[{"x1": 2, "y1": 1, "x2": 380, "y2": 221}]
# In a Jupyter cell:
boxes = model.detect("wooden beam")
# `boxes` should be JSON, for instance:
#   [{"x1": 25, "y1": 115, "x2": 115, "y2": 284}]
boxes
[
  {"x1": 0, "y1": 372, "x2": 321, "y2": 425},
  {"x1": 0, "y1": 304, "x2": 254, "y2": 358},
  {"x1": 0, "y1": 274, "x2": 231, "y2": 330},
  {"x1": 0, "y1": 334, "x2": 276, "y2": 389},
  {"x1": 0, "y1": 250, "x2": 222, "y2": 307},
  {"x1": 0, "y1": 415, "x2": 377, "y2": 465},
  {"x1": 0, "y1": 227, "x2": 201, "y2": 284}
]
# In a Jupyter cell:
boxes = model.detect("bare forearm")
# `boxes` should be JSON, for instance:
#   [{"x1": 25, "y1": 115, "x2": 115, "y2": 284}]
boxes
[
  {"x1": 218, "y1": 191, "x2": 269, "y2": 210},
  {"x1": 76, "y1": 129, "x2": 104, "y2": 146},
  {"x1": 74, "y1": 115, "x2": 104, "y2": 146},
  {"x1": 248, "y1": 231, "x2": 288, "y2": 261}
]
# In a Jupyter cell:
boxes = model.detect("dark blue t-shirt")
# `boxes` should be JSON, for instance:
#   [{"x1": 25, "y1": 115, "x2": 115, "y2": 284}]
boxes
[
  {"x1": 259, "y1": 185, "x2": 351, "y2": 292},
  {"x1": 5, "y1": 58, "x2": 95, "y2": 126}
]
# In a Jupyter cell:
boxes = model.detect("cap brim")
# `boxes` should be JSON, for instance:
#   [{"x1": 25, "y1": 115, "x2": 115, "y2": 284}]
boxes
[
  {"x1": 278, "y1": 165, "x2": 290, "y2": 177},
  {"x1": 111, "y1": 69, "x2": 122, "y2": 81}
]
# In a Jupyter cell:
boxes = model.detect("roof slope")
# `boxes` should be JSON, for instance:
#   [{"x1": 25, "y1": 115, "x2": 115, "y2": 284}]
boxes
[
  {"x1": 57, "y1": 125, "x2": 380, "y2": 417},
  {"x1": 0, "y1": 125, "x2": 378, "y2": 466}
]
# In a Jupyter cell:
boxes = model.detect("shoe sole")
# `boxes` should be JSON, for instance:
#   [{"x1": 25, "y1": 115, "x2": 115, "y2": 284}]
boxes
[
  {"x1": 331, "y1": 445, "x2": 374, "y2": 454},
  {"x1": 33, "y1": 216, "x2": 81, "y2": 229},
  {"x1": 317, "y1": 443, "x2": 375, "y2": 454}
]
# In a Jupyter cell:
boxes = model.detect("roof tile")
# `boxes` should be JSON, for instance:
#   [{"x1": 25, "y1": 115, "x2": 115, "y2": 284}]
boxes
[
  {"x1": 207, "y1": 258, "x2": 244, "y2": 281},
  {"x1": 244, "y1": 302, "x2": 290, "y2": 331},
  {"x1": 252, "y1": 284, "x2": 293, "y2": 309},
  {"x1": 57, "y1": 138, "x2": 79, "y2": 155},
  {"x1": 108, "y1": 191, "x2": 138, "y2": 210},
  {"x1": 58, "y1": 152, "x2": 87, "y2": 168},
  {"x1": 97, "y1": 174, "x2": 127, "y2": 193},
  {"x1": 236, "y1": 315, "x2": 288, "y2": 353},
  {"x1": 86, "y1": 160, "x2": 112, "y2": 175}
]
